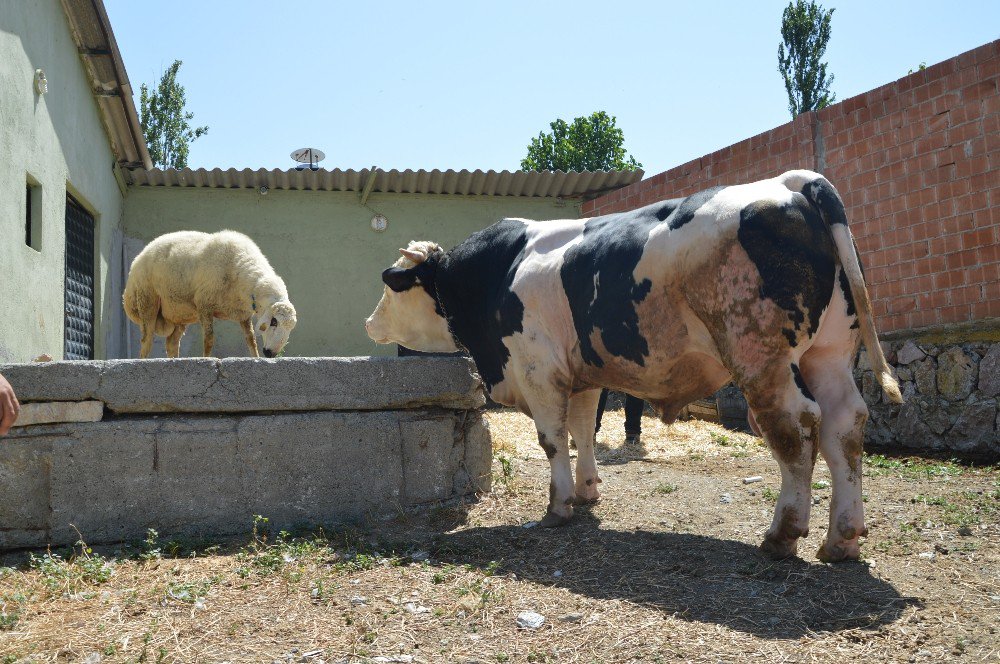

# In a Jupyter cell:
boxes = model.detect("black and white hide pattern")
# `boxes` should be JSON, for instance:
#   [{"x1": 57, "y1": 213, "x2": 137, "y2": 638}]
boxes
[{"x1": 365, "y1": 169, "x2": 902, "y2": 563}]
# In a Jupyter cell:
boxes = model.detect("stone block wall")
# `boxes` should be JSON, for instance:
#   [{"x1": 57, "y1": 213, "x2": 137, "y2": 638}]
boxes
[
  {"x1": 856, "y1": 328, "x2": 999, "y2": 457},
  {"x1": 0, "y1": 357, "x2": 491, "y2": 551}
]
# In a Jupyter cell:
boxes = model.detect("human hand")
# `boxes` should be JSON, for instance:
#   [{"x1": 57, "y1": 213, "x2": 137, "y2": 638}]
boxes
[{"x1": 0, "y1": 372, "x2": 20, "y2": 436}]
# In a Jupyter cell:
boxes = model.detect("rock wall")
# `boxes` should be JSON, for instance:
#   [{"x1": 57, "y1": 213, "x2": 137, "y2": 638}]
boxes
[{"x1": 857, "y1": 335, "x2": 999, "y2": 458}]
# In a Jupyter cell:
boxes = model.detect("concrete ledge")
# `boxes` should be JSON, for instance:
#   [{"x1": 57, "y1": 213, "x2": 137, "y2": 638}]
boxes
[
  {"x1": 0, "y1": 357, "x2": 492, "y2": 550},
  {"x1": 0, "y1": 356, "x2": 486, "y2": 413}
]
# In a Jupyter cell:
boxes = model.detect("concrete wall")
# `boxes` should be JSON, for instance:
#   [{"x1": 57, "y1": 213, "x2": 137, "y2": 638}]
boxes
[
  {"x1": 0, "y1": 356, "x2": 491, "y2": 550},
  {"x1": 583, "y1": 40, "x2": 1000, "y2": 336},
  {"x1": 121, "y1": 186, "x2": 580, "y2": 358},
  {"x1": 0, "y1": 0, "x2": 126, "y2": 362}
]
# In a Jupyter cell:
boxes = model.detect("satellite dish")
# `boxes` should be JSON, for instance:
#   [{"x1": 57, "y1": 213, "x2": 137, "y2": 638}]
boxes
[{"x1": 290, "y1": 148, "x2": 325, "y2": 171}]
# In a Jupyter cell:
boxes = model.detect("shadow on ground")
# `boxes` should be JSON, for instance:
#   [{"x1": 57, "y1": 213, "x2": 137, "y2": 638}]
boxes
[{"x1": 426, "y1": 508, "x2": 919, "y2": 640}]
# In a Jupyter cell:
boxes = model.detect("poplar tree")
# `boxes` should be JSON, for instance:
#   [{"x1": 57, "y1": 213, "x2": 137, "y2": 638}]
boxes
[
  {"x1": 777, "y1": 0, "x2": 836, "y2": 118},
  {"x1": 139, "y1": 60, "x2": 209, "y2": 169}
]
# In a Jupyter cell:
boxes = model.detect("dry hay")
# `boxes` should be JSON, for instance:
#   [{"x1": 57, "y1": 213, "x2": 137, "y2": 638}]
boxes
[{"x1": 0, "y1": 410, "x2": 997, "y2": 663}]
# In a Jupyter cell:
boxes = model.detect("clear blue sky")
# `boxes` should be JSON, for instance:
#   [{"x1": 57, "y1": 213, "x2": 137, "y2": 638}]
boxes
[{"x1": 104, "y1": 1, "x2": 999, "y2": 176}]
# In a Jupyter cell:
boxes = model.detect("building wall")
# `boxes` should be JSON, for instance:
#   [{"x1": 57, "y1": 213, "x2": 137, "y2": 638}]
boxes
[
  {"x1": 121, "y1": 187, "x2": 580, "y2": 358},
  {"x1": 0, "y1": 0, "x2": 126, "y2": 362},
  {"x1": 583, "y1": 40, "x2": 999, "y2": 336}
]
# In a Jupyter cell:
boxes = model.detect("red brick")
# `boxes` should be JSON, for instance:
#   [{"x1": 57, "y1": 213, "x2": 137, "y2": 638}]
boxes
[
  {"x1": 962, "y1": 79, "x2": 999, "y2": 103},
  {"x1": 933, "y1": 270, "x2": 966, "y2": 289},
  {"x1": 963, "y1": 227, "x2": 998, "y2": 249},
  {"x1": 939, "y1": 304, "x2": 974, "y2": 325},
  {"x1": 945, "y1": 252, "x2": 979, "y2": 274},
  {"x1": 907, "y1": 309, "x2": 940, "y2": 329},
  {"x1": 972, "y1": 299, "x2": 1000, "y2": 320},
  {"x1": 888, "y1": 296, "x2": 917, "y2": 314},
  {"x1": 951, "y1": 284, "x2": 985, "y2": 305}
]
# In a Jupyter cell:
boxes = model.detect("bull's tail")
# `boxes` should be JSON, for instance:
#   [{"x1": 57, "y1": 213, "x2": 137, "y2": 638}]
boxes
[{"x1": 802, "y1": 175, "x2": 903, "y2": 404}]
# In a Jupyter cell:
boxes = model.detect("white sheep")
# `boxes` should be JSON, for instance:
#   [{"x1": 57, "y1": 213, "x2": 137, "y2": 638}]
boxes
[{"x1": 123, "y1": 230, "x2": 297, "y2": 358}]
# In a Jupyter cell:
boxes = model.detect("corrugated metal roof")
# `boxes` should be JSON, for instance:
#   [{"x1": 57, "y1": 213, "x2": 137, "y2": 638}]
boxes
[{"x1": 126, "y1": 167, "x2": 644, "y2": 200}]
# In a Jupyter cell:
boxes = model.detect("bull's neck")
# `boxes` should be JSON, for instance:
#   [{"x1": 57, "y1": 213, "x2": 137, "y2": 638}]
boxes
[{"x1": 433, "y1": 255, "x2": 466, "y2": 353}]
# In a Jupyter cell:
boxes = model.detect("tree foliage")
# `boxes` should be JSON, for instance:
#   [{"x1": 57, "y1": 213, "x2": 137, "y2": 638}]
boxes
[
  {"x1": 139, "y1": 60, "x2": 208, "y2": 169},
  {"x1": 777, "y1": 0, "x2": 836, "y2": 118},
  {"x1": 520, "y1": 111, "x2": 641, "y2": 171}
]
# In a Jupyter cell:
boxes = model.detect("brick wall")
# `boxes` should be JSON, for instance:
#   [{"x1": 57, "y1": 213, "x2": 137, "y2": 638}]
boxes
[{"x1": 584, "y1": 40, "x2": 999, "y2": 335}]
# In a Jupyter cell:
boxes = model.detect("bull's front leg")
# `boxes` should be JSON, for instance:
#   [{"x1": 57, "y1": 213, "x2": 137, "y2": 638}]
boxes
[
  {"x1": 567, "y1": 389, "x2": 602, "y2": 504},
  {"x1": 533, "y1": 406, "x2": 576, "y2": 528}
]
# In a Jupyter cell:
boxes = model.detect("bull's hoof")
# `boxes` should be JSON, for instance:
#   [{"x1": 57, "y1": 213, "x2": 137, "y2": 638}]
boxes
[
  {"x1": 759, "y1": 535, "x2": 799, "y2": 560},
  {"x1": 817, "y1": 538, "x2": 861, "y2": 563},
  {"x1": 573, "y1": 484, "x2": 601, "y2": 505},
  {"x1": 540, "y1": 510, "x2": 573, "y2": 528}
]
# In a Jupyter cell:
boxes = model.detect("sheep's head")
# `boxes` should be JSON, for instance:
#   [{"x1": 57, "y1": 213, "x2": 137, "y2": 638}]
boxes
[
  {"x1": 259, "y1": 301, "x2": 297, "y2": 357},
  {"x1": 365, "y1": 241, "x2": 457, "y2": 353}
]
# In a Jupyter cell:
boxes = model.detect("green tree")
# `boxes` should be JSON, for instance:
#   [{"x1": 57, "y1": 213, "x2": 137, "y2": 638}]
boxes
[
  {"x1": 521, "y1": 111, "x2": 641, "y2": 171},
  {"x1": 139, "y1": 60, "x2": 208, "y2": 169},
  {"x1": 777, "y1": 0, "x2": 836, "y2": 118}
]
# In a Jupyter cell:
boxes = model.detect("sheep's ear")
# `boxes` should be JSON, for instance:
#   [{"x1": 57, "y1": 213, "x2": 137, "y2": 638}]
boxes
[
  {"x1": 382, "y1": 266, "x2": 417, "y2": 292},
  {"x1": 399, "y1": 248, "x2": 425, "y2": 263}
]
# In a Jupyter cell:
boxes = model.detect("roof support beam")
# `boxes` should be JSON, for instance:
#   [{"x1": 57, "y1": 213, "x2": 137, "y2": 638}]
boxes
[{"x1": 359, "y1": 165, "x2": 378, "y2": 206}]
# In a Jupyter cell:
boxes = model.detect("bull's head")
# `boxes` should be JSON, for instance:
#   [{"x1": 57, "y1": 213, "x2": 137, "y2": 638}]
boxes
[{"x1": 365, "y1": 241, "x2": 458, "y2": 353}]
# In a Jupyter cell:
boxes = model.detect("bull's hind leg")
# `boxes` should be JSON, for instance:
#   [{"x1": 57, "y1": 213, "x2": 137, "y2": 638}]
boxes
[
  {"x1": 741, "y1": 363, "x2": 822, "y2": 559},
  {"x1": 801, "y1": 348, "x2": 869, "y2": 562},
  {"x1": 566, "y1": 389, "x2": 602, "y2": 504}
]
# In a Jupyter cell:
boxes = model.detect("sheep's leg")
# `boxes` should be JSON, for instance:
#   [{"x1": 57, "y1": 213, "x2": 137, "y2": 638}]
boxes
[
  {"x1": 240, "y1": 318, "x2": 259, "y2": 357},
  {"x1": 139, "y1": 321, "x2": 155, "y2": 359},
  {"x1": 199, "y1": 313, "x2": 216, "y2": 357},
  {"x1": 165, "y1": 325, "x2": 186, "y2": 358}
]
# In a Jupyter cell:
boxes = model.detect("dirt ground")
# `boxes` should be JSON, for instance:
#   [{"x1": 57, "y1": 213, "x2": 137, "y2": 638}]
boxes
[{"x1": 1, "y1": 409, "x2": 998, "y2": 663}]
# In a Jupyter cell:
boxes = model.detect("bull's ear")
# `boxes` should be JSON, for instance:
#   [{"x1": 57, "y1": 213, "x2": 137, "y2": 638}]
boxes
[{"x1": 382, "y1": 267, "x2": 417, "y2": 292}]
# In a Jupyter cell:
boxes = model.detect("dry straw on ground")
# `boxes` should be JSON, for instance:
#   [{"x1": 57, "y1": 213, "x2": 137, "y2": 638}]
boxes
[{"x1": 1, "y1": 410, "x2": 997, "y2": 662}]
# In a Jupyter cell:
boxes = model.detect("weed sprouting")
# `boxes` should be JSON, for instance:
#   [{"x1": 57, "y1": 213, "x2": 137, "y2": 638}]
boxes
[
  {"x1": 29, "y1": 536, "x2": 115, "y2": 594},
  {"x1": 494, "y1": 451, "x2": 516, "y2": 487}
]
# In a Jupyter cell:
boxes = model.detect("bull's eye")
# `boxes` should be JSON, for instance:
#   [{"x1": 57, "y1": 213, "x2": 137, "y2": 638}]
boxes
[{"x1": 270, "y1": 317, "x2": 278, "y2": 327}]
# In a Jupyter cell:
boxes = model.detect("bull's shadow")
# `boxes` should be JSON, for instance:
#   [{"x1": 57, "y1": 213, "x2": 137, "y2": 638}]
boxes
[{"x1": 426, "y1": 509, "x2": 918, "y2": 640}]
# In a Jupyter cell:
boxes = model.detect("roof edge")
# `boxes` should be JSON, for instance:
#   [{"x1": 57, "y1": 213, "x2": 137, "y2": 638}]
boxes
[
  {"x1": 60, "y1": 0, "x2": 152, "y2": 169},
  {"x1": 125, "y1": 167, "x2": 644, "y2": 200}
]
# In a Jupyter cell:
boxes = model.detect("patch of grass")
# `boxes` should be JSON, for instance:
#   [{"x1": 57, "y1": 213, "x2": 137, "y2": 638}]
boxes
[
  {"x1": 912, "y1": 494, "x2": 982, "y2": 527},
  {"x1": 762, "y1": 486, "x2": 779, "y2": 502},
  {"x1": 654, "y1": 482, "x2": 678, "y2": 495},
  {"x1": 165, "y1": 577, "x2": 217, "y2": 604},
  {"x1": 710, "y1": 432, "x2": 731, "y2": 446},
  {"x1": 865, "y1": 454, "x2": 965, "y2": 479}
]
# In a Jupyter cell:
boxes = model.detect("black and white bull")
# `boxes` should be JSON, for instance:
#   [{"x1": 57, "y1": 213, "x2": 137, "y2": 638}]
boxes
[{"x1": 365, "y1": 170, "x2": 902, "y2": 562}]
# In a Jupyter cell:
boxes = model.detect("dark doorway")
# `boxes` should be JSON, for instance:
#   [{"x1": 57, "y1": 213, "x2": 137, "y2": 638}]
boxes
[{"x1": 64, "y1": 195, "x2": 95, "y2": 360}]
